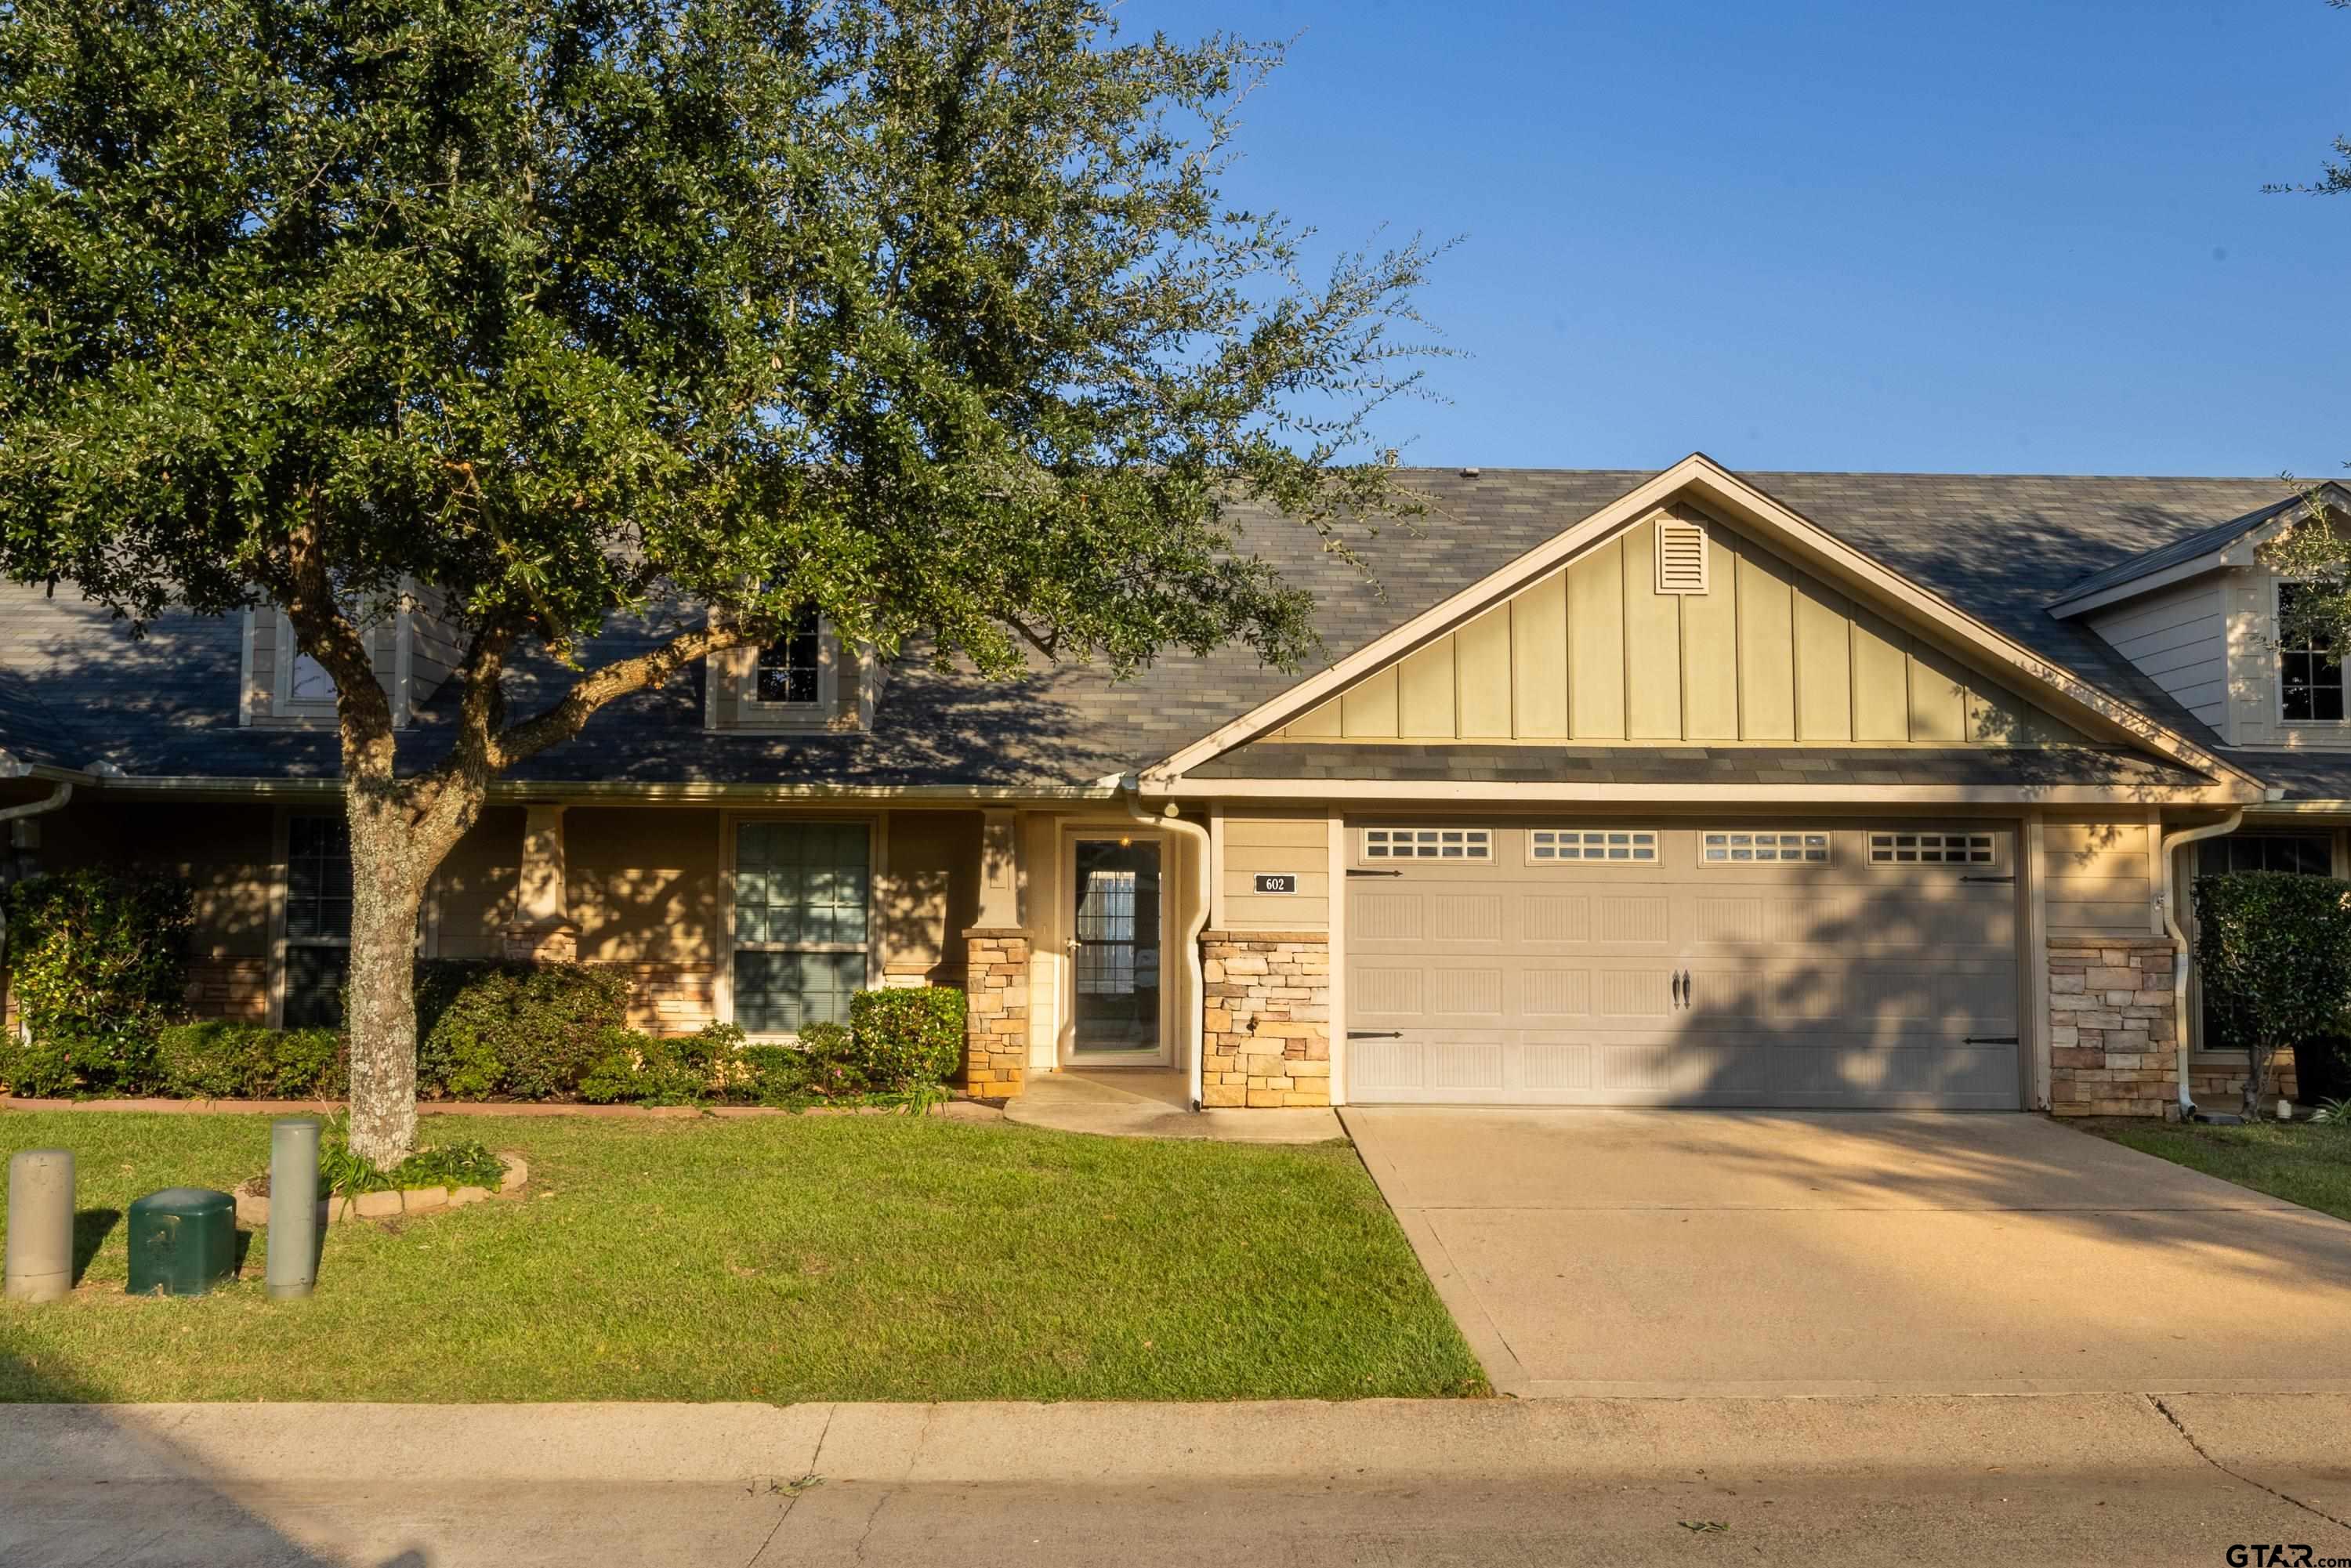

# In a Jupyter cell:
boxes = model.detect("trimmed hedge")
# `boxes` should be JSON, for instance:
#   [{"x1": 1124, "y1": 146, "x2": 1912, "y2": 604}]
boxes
[
  {"x1": 849, "y1": 987, "x2": 965, "y2": 1090},
  {"x1": 156, "y1": 1022, "x2": 346, "y2": 1100},
  {"x1": 414, "y1": 960, "x2": 632, "y2": 1101},
  {"x1": 577, "y1": 987, "x2": 968, "y2": 1106}
]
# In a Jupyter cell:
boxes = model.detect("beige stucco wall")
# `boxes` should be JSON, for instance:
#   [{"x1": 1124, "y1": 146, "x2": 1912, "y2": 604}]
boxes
[
  {"x1": 563, "y1": 808, "x2": 723, "y2": 965},
  {"x1": 1281, "y1": 504, "x2": 2082, "y2": 747},
  {"x1": 2041, "y1": 815, "x2": 2158, "y2": 934},
  {"x1": 31, "y1": 798, "x2": 276, "y2": 961}
]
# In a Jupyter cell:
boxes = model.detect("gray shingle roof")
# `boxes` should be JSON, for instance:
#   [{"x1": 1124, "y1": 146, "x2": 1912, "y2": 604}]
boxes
[
  {"x1": 1184, "y1": 741, "x2": 2211, "y2": 790},
  {"x1": 0, "y1": 465, "x2": 2317, "y2": 795},
  {"x1": 2050, "y1": 491, "x2": 2318, "y2": 606}
]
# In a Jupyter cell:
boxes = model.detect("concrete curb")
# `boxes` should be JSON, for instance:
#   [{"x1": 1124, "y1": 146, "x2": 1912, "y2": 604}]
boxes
[
  {"x1": 2, "y1": 1095, "x2": 1002, "y2": 1123},
  {"x1": 5, "y1": 1393, "x2": 2349, "y2": 1490}
]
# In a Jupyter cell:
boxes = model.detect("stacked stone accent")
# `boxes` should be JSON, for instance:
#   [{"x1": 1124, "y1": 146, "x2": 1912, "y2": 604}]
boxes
[
  {"x1": 1201, "y1": 930, "x2": 1330, "y2": 1108},
  {"x1": 596, "y1": 960, "x2": 719, "y2": 1036},
  {"x1": 2047, "y1": 936, "x2": 2179, "y2": 1118},
  {"x1": 184, "y1": 956, "x2": 270, "y2": 1023},
  {"x1": 961, "y1": 927, "x2": 1030, "y2": 1100},
  {"x1": 498, "y1": 922, "x2": 578, "y2": 964}
]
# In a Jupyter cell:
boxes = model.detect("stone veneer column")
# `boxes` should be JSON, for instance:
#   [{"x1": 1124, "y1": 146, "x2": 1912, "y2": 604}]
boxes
[
  {"x1": 498, "y1": 804, "x2": 579, "y2": 963},
  {"x1": 960, "y1": 927, "x2": 1030, "y2": 1099},
  {"x1": 2046, "y1": 935, "x2": 2179, "y2": 1118},
  {"x1": 1201, "y1": 930, "x2": 1331, "y2": 1108}
]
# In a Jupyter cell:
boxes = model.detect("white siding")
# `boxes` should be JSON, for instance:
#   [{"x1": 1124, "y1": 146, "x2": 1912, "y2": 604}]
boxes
[{"x1": 2086, "y1": 579, "x2": 2227, "y2": 733}]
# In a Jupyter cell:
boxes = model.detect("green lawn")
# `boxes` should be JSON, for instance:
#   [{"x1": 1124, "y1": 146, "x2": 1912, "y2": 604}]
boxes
[
  {"x1": 2093, "y1": 1117, "x2": 2351, "y2": 1222},
  {"x1": 0, "y1": 1110, "x2": 1483, "y2": 1403}
]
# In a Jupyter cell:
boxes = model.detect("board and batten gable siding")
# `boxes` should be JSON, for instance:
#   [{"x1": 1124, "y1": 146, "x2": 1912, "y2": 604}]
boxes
[
  {"x1": 1219, "y1": 811, "x2": 1332, "y2": 932},
  {"x1": 1279, "y1": 505, "x2": 2085, "y2": 746},
  {"x1": 2041, "y1": 816, "x2": 2157, "y2": 935},
  {"x1": 2084, "y1": 579, "x2": 2227, "y2": 734}
]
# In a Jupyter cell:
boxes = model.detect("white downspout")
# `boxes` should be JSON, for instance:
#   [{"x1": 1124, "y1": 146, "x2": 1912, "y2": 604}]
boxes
[
  {"x1": 1130, "y1": 793, "x2": 1210, "y2": 1113},
  {"x1": 2157, "y1": 807, "x2": 2244, "y2": 1120}
]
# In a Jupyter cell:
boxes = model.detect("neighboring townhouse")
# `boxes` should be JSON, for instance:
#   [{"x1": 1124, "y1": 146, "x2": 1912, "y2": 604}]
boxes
[{"x1": 5, "y1": 454, "x2": 2349, "y2": 1117}]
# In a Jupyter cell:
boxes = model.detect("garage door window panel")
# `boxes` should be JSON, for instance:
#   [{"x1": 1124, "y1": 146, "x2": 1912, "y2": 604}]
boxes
[
  {"x1": 1529, "y1": 829, "x2": 1658, "y2": 864},
  {"x1": 1865, "y1": 831, "x2": 1998, "y2": 867},
  {"x1": 1364, "y1": 827, "x2": 1492, "y2": 861},
  {"x1": 1701, "y1": 831, "x2": 1830, "y2": 865}
]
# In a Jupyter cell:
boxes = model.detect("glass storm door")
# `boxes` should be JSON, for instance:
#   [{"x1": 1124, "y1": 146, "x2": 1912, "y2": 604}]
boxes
[{"x1": 1070, "y1": 838, "x2": 1163, "y2": 1055}]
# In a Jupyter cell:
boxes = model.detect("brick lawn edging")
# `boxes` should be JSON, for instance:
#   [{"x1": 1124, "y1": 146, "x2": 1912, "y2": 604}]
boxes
[
  {"x1": 1201, "y1": 929, "x2": 1331, "y2": 1109},
  {"x1": 2046, "y1": 936, "x2": 2180, "y2": 1119},
  {"x1": 233, "y1": 1153, "x2": 529, "y2": 1228},
  {"x1": 1, "y1": 1095, "x2": 1002, "y2": 1122}
]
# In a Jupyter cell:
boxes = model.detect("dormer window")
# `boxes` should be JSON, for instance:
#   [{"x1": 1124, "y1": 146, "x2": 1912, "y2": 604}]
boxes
[
  {"x1": 755, "y1": 608, "x2": 823, "y2": 706},
  {"x1": 2277, "y1": 581, "x2": 2346, "y2": 722},
  {"x1": 287, "y1": 638, "x2": 336, "y2": 704}
]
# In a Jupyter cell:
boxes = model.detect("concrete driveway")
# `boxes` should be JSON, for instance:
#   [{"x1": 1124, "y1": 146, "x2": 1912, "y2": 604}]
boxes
[{"x1": 1343, "y1": 1108, "x2": 2351, "y2": 1398}]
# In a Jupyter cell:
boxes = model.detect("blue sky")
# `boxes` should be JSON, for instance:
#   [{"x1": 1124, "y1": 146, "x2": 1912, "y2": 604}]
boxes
[{"x1": 1125, "y1": 0, "x2": 2351, "y2": 478}]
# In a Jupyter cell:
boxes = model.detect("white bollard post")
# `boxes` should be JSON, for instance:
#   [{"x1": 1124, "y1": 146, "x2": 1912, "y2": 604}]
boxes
[{"x1": 5, "y1": 1148, "x2": 74, "y2": 1304}]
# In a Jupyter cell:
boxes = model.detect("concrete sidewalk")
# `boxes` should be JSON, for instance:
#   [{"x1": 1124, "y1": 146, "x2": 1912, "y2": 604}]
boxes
[{"x1": 4, "y1": 1396, "x2": 2348, "y2": 1565}]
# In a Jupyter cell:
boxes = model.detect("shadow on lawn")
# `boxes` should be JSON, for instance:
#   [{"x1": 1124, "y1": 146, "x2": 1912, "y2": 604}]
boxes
[{"x1": 70, "y1": 1208, "x2": 118, "y2": 1287}]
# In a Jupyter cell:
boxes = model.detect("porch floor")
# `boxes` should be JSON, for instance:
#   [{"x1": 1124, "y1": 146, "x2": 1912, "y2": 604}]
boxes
[{"x1": 1004, "y1": 1069, "x2": 1342, "y2": 1144}]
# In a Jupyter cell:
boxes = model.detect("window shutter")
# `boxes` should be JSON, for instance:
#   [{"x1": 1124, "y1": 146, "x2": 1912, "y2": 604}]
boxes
[{"x1": 1654, "y1": 517, "x2": 1710, "y2": 595}]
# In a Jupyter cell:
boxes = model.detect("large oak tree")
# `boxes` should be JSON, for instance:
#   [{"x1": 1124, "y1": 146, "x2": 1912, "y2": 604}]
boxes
[{"x1": 0, "y1": 0, "x2": 1438, "y2": 1165}]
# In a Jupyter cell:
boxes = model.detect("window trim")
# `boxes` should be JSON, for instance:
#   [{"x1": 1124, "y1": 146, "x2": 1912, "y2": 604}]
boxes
[
  {"x1": 270, "y1": 610, "x2": 342, "y2": 719},
  {"x1": 270, "y1": 809, "x2": 356, "y2": 1030},
  {"x1": 722, "y1": 813, "x2": 879, "y2": 1041},
  {"x1": 738, "y1": 610, "x2": 841, "y2": 718},
  {"x1": 1698, "y1": 829, "x2": 1831, "y2": 867},
  {"x1": 2273, "y1": 577, "x2": 2351, "y2": 727},
  {"x1": 1361, "y1": 826, "x2": 1494, "y2": 863},
  {"x1": 1527, "y1": 827, "x2": 1661, "y2": 866}
]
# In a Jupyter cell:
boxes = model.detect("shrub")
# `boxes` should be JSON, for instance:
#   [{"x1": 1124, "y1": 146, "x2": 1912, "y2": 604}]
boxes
[
  {"x1": 2295, "y1": 1032, "x2": 2351, "y2": 1109},
  {"x1": 2195, "y1": 871, "x2": 2351, "y2": 1118},
  {"x1": 578, "y1": 1022, "x2": 744, "y2": 1106},
  {"x1": 414, "y1": 960, "x2": 632, "y2": 1100},
  {"x1": 154, "y1": 1022, "x2": 346, "y2": 1100},
  {"x1": 2, "y1": 869, "x2": 192, "y2": 1094},
  {"x1": 849, "y1": 987, "x2": 965, "y2": 1091},
  {"x1": 318, "y1": 1131, "x2": 505, "y2": 1197}
]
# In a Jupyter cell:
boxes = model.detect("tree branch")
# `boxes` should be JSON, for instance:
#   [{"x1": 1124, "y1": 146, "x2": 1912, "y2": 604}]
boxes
[
  {"x1": 484, "y1": 620, "x2": 758, "y2": 773},
  {"x1": 284, "y1": 511, "x2": 399, "y2": 777}
]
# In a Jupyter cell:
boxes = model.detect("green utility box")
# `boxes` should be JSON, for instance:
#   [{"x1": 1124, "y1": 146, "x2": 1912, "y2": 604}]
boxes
[{"x1": 127, "y1": 1187, "x2": 237, "y2": 1297}]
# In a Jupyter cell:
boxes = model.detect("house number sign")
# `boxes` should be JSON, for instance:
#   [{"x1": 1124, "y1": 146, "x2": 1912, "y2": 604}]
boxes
[{"x1": 1253, "y1": 873, "x2": 1298, "y2": 895}]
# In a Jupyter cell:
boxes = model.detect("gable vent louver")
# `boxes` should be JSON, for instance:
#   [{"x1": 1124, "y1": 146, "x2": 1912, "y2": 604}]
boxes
[{"x1": 1654, "y1": 517, "x2": 1710, "y2": 595}]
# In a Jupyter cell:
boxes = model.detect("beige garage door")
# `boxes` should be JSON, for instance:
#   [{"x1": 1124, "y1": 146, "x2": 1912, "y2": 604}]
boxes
[{"x1": 1345, "y1": 823, "x2": 2022, "y2": 1109}]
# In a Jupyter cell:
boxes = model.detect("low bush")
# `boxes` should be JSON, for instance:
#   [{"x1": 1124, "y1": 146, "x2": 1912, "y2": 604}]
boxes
[
  {"x1": 414, "y1": 960, "x2": 632, "y2": 1100},
  {"x1": 578, "y1": 1021, "x2": 746, "y2": 1106},
  {"x1": 848, "y1": 987, "x2": 965, "y2": 1091},
  {"x1": 154, "y1": 1022, "x2": 346, "y2": 1100}
]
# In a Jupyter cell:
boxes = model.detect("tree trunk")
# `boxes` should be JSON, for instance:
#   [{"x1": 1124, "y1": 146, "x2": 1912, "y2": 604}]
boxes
[
  {"x1": 341, "y1": 795, "x2": 439, "y2": 1170},
  {"x1": 2244, "y1": 1038, "x2": 2270, "y2": 1121}
]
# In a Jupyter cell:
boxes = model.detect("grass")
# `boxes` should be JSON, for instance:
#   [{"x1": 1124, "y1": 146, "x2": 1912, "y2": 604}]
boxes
[
  {"x1": 0, "y1": 1110, "x2": 1486, "y2": 1403},
  {"x1": 2092, "y1": 1115, "x2": 2351, "y2": 1222}
]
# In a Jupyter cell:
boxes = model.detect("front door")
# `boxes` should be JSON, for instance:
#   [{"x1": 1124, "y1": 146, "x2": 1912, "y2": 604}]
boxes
[{"x1": 1069, "y1": 838, "x2": 1164, "y2": 1057}]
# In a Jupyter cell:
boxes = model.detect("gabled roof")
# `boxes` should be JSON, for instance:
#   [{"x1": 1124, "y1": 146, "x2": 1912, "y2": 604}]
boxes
[
  {"x1": 0, "y1": 462, "x2": 2320, "y2": 798},
  {"x1": 1147, "y1": 456, "x2": 2265, "y2": 795},
  {"x1": 2047, "y1": 483, "x2": 2351, "y2": 619}
]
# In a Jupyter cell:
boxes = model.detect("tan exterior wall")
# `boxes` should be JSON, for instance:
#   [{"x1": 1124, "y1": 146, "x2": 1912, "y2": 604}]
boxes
[
  {"x1": 879, "y1": 809, "x2": 981, "y2": 983},
  {"x1": 1219, "y1": 810, "x2": 1331, "y2": 932},
  {"x1": 1280, "y1": 504, "x2": 2083, "y2": 747},
  {"x1": 429, "y1": 807, "x2": 525, "y2": 959},
  {"x1": 2041, "y1": 816, "x2": 2157, "y2": 935}
]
